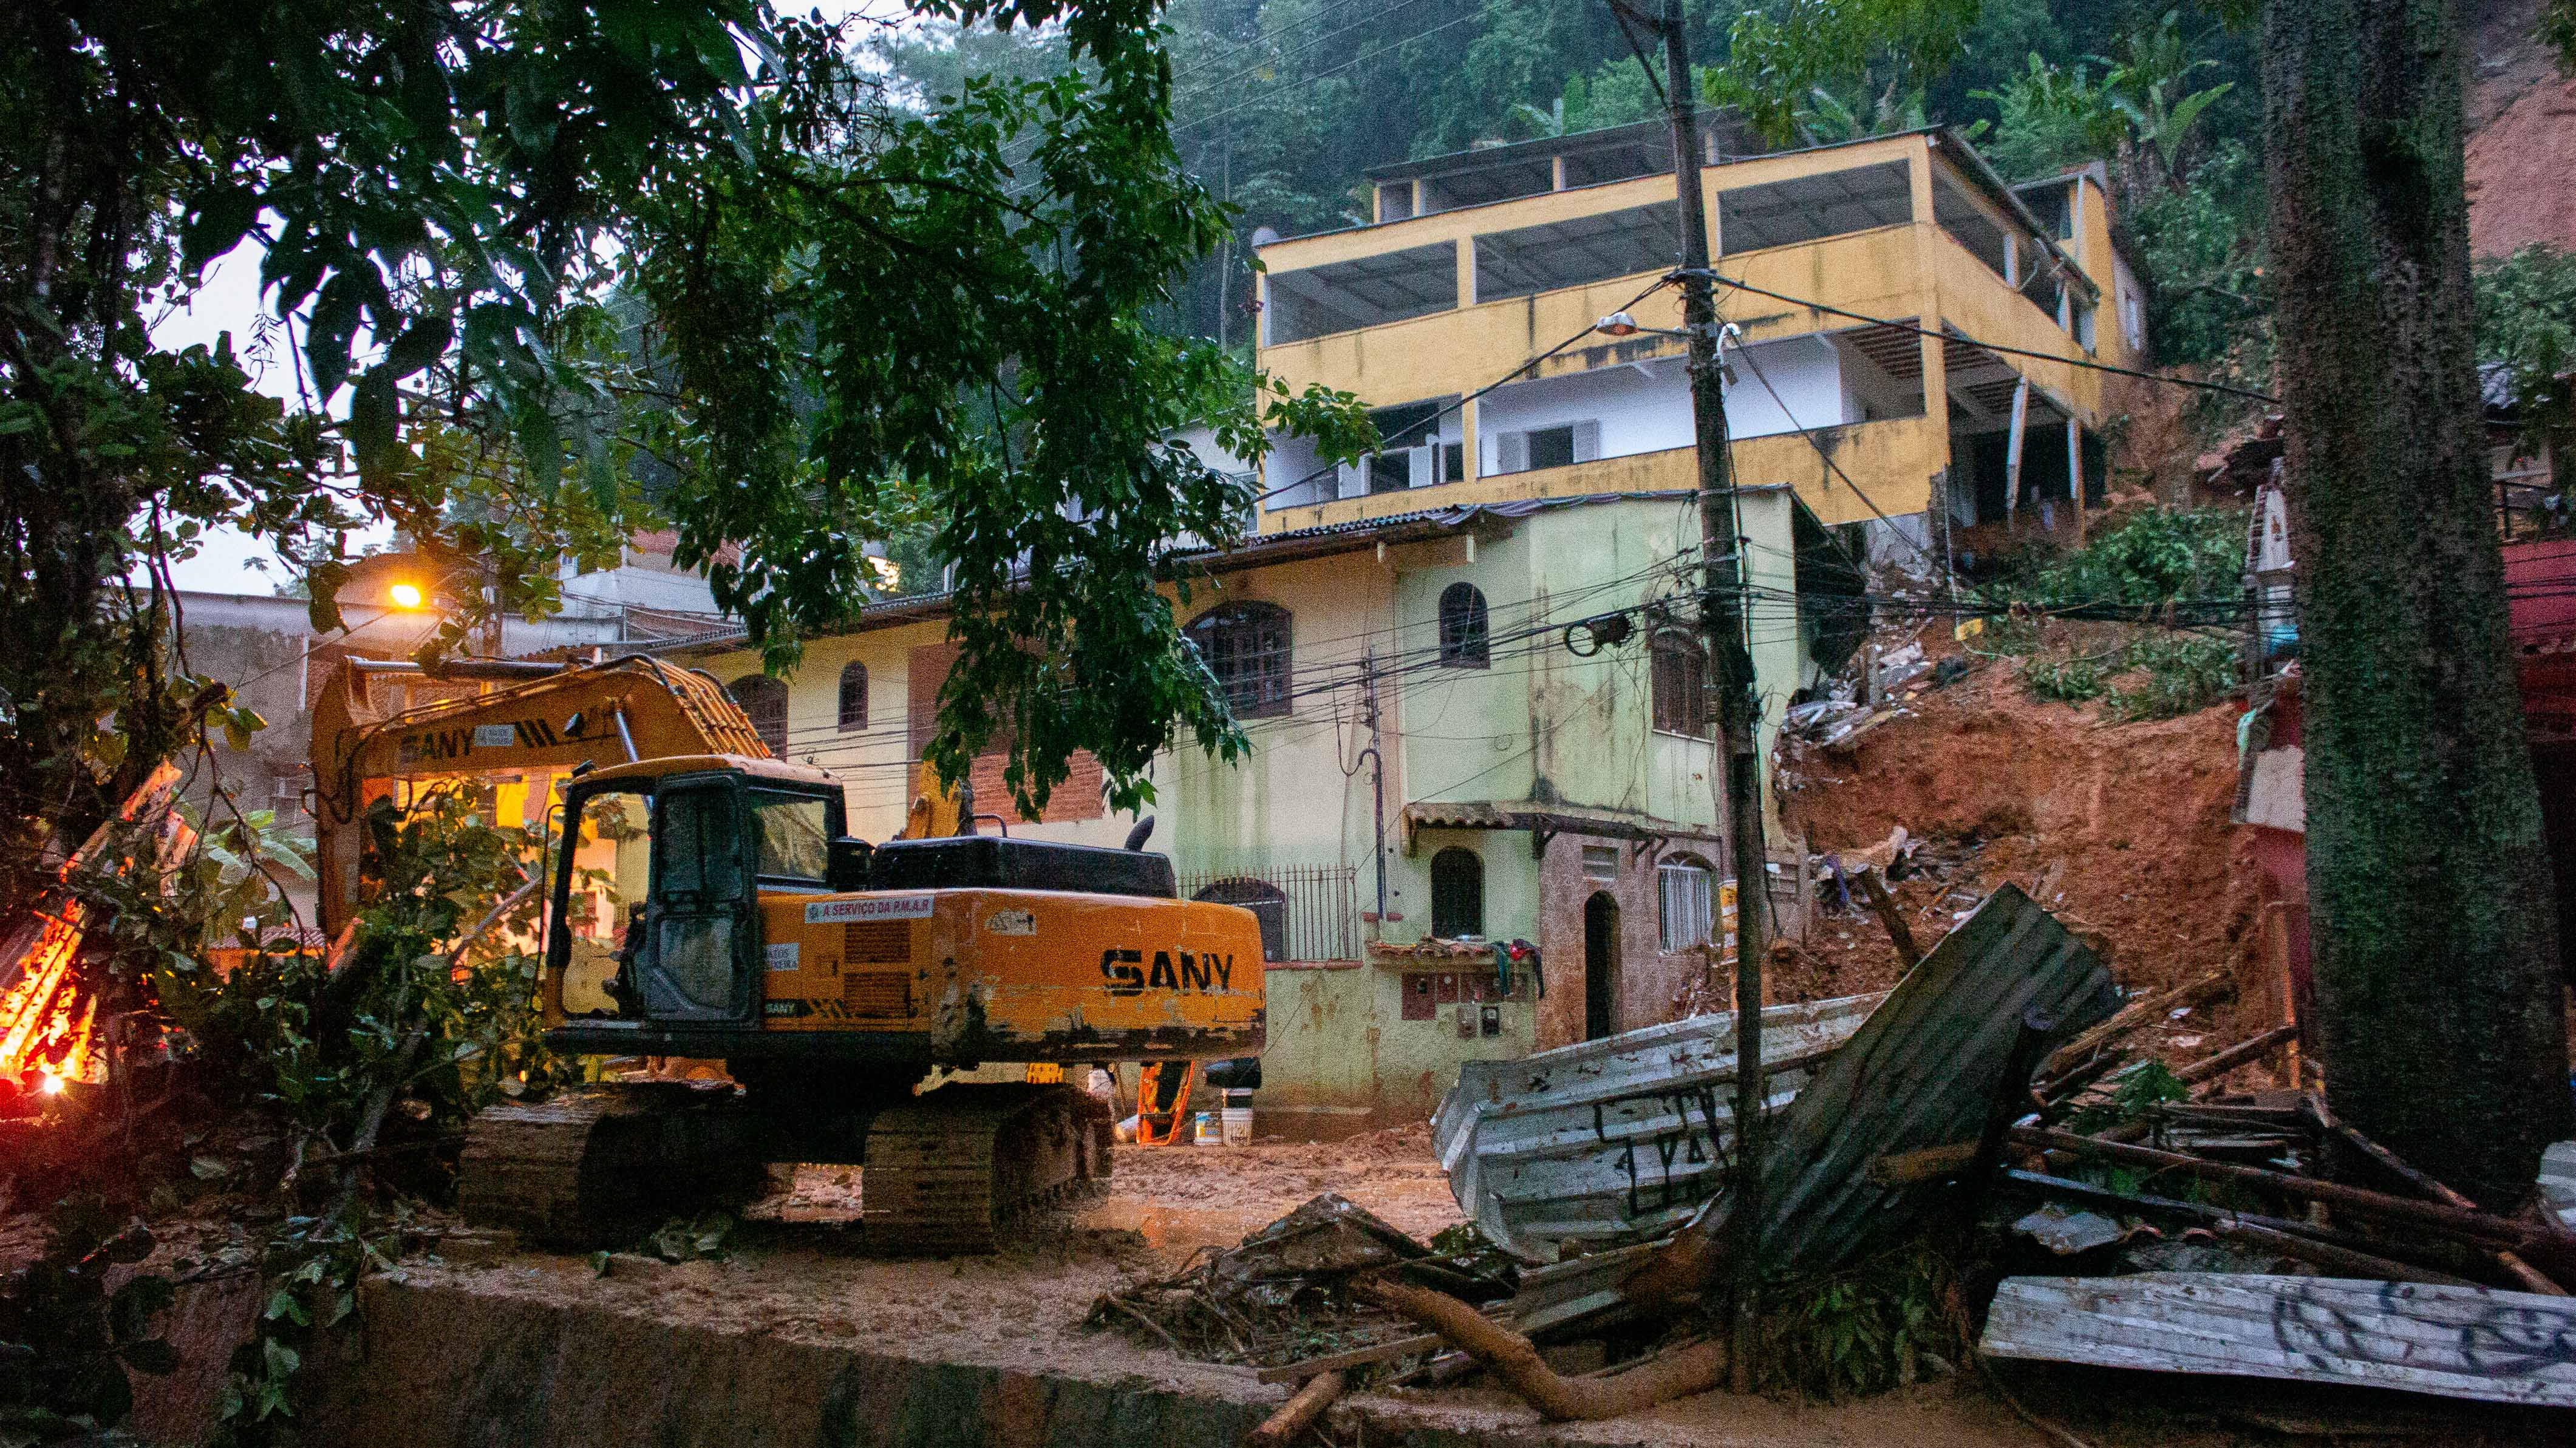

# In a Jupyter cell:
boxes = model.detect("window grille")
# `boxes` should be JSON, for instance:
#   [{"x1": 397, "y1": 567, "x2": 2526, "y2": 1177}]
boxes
[
  {"x1": 727, "y1": 674, "x2": 790, "y2": 755},
  {"x1": 1181, "y1": 863, "x2": 1358, "y2": 962},
  {"x1": 1658, "y1": 857, "x2": 1715, "y2": 953},
  {"x1": 1184, "y1": 602, "x2": 1293, "y2": 719},
  {"x1": 1438, "y1": 583, "x2": 1490, "y2": 667}
]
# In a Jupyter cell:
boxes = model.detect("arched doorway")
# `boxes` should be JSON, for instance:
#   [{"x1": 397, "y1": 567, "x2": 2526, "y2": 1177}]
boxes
[{"x1": 1583, "y1": 891, "x2": 1620, "y2": 1040}]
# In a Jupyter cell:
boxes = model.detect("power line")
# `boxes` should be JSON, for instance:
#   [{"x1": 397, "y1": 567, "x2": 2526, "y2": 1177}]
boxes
[
  {"x1": 1721, "y1": 314, "x2": 1941, "y2": 575},
  {"x1": 1170, "y1": 0, "x2": 1442, "y2": 110}
]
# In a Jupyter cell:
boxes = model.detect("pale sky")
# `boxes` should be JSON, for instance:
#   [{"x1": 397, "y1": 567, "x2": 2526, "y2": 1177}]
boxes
[{"x1": 146, "y1": 237, "x2": 391, "y2": 593}]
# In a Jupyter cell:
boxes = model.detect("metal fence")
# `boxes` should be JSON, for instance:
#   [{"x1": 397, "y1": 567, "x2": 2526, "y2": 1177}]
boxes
[{"x1": 1179, "y1": 863, "x2": 1360, "y2": 964}]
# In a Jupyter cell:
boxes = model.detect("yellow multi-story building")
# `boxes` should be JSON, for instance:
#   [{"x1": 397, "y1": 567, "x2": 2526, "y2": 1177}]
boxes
[{"x1": 1250, "y1": 118, "x2": 2148, "y2": 555}]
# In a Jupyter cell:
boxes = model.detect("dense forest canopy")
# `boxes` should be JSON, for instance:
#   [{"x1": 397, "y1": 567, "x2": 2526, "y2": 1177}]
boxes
[{"x1": 874, "y1": 0, "x2": 2271, "y2": 363}]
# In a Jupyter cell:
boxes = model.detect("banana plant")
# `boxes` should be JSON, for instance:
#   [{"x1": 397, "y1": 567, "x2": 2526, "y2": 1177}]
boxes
[{"x1": 2102, "y1": 8, "x2": 2234, "y2": 189}]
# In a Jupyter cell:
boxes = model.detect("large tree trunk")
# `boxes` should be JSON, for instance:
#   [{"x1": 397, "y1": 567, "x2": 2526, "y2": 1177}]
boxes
[{"x1": 2263, "y1": 0, "x2": 2574, "y2": 1205}]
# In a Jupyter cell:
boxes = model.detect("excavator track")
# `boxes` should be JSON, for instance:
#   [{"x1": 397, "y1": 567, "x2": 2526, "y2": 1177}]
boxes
[
  {"x1": 860, "y1": 1083, "x2": 1114, "y2": 1254},
  {"x1": 457, "y1": 1081, "x2": 760, "y2": 1249}
]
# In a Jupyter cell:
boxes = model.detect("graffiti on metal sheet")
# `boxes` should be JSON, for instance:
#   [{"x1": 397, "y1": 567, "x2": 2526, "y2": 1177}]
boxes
[{"x1": 1596, "y1": 1086, "x2": 1733, "y2": 1219}]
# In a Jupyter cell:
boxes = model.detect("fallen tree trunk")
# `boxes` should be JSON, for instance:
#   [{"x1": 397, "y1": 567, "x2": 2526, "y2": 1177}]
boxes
[
  {"x1": 1853, "y1": 867, "x2": 1920, "y2": 967},
  {"x1": 1356, "y1": 1279, "x2": 1728, "y2": 1421},
  {"x1": 1247, "y1": 1370, "x2": 1344, "y2": 1448}
]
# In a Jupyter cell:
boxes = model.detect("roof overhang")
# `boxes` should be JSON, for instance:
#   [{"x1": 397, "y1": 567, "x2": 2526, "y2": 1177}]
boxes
[{"x1": 1402, "y1": 799, "x2": 1720, "y2": 860}]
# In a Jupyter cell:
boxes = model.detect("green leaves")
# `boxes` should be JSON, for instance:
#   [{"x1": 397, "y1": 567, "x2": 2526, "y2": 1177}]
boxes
[
  {"x1": 0, "y1": 1200, "x2": 178, "y2": 1429},
  {"x1": 1710, "y1": 0, "x2": 1986, "y2": 145},
  {"x1": 181, "y1": 184, "x2": 265, "y2": 279},
  {"x1": 2476, "y1": 244, "x2": 2576, "y2": 432}
]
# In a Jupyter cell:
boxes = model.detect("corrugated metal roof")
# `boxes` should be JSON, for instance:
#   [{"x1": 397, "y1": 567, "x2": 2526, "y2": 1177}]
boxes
[
  {"x1": 1737, "y1": 883, "x2": 2119, "y2": 1275},
  {"x1": 1433, "y1": 994, "x2": 1882, "y2": 1261}
]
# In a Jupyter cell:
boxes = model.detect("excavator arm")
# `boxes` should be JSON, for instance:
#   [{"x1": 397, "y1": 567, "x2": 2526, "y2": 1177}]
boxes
[{"x1": 309, "y1": 654, "x2": 771, "y2": 937}]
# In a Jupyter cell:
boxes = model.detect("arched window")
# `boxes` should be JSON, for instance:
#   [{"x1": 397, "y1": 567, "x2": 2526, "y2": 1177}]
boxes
[
  {"x1": 727, "y1": 673, "x2": 789, "y2": 756},
  {"x1": 1658, "y1": 854, "x2": 1716, "y2": 953},
  {"x1": 1184, "y1": 601, "x2": 1293, "y2": 718},
  {"x1": 1438, "y1": 582, "x2": 1489, "y2": 668},
  {"x1": 1430, "y1": 846, "x2": 1485, "y2": 939},
  {"x1": 1651, "y1": 631, "x2": 1710, "y2": 736},
  {"x1": 837, "y1": 662, "x2": 869, "y2": 732}
]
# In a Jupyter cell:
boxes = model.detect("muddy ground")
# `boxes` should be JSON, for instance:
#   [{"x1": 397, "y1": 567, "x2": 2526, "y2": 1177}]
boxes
[
  {"x1": 324, "y1": 1130, "x2": 2539, "y2": 1448},
  {"x1": 375, "y1": 1135, "x2": 2068, "y2": 1448}
]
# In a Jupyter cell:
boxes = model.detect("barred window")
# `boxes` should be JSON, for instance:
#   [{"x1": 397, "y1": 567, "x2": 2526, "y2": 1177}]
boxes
[
  {"x1": 1658, "y1": 856, "x2": 1715, "y2": 953},
  {"x1": 727, "y1": 673, "x2": 789, "y2": 756},
  {"x1": 1651, "y1": 631, "x2": 1710, "y2": 736},
  {"x1": 1438, "y1": 582, "x2": 1490, "y2": 668},
  {"x1": 1430, "y1": 847, "x2": 1485, "y2": 939},
  {"x1": 1185, "y1": 602, "x2": 1293, "y2": 718},
  {"x1": 837, "y1": 662, "x2": 870, "y2": 732}
]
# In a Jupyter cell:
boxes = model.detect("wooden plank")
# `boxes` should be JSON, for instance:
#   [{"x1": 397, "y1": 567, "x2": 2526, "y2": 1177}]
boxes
[
  {"x1": 1253, "y1": 1334, "x2": 1443, "y2": 1384},
  {"x1": 1982, "y1": 1274, "x2": 2576, "y2": 1408},
  {"x1": 2036, "y1": 970, "x2": 2232, "y2": 1089}
]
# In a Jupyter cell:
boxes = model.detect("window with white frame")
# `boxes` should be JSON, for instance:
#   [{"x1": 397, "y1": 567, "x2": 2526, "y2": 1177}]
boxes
[
  {"x1": 1658, "y1": 856, "x2": 1715, "y2": 953},
  {"x1": 1488, "y1": 419, "x2": 1601, "y2": 475}
]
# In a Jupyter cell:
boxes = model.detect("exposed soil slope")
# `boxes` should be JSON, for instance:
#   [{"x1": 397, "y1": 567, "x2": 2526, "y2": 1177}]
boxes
[
  {"x1": 1772, "y1": 654, "x2": 2265, "y2": 1039},
  {"x1": 2465, "y1": 0, "x2": 2576, "y2": 257}
]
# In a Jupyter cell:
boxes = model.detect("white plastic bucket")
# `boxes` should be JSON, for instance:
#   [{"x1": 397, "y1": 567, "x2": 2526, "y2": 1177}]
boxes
[{"x1": 1221, "y1": 1089, "x2": 1253, "y2": 1145}]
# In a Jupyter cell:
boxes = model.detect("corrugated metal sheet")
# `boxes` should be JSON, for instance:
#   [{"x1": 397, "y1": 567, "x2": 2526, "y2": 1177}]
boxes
[
  {"x1": 1432, "y1": 994, "x2": 1882, "y2": 1261},
  {"x1": 1983, "y1": 1273, "x2": 2576, "y2": 1408},
  {"x1": 1743, "y1": 882, "x2": 2118, "y2": 1274}
]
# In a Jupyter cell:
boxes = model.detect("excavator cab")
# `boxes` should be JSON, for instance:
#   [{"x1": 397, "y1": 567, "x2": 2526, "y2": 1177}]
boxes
[{"x1": 548, "y1": 758, "x2": 850, "y2": 1035}]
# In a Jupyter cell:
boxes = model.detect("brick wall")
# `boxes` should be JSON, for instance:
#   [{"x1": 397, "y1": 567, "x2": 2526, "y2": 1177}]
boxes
[
  {"x1": 908, "y1": 643, "x2": 1104, "y2": 824},
  {"x1": 1533, "y1": 831, "x2": 1729, "y2": 1050}
]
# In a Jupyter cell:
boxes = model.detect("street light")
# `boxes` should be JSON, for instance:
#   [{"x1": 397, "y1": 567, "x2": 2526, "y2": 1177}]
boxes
[
  {"x1": 1595, "y1": 313, "x2": 1740, "y2": 382},
  {"x1": 387, "y1": 581, "x2": 426, "y2": 610}
]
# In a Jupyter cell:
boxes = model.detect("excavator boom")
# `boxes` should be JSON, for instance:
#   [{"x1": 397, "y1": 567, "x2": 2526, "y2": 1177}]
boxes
[{"x1": 309, "y1": 653, "x2": 768, "y2": 938}]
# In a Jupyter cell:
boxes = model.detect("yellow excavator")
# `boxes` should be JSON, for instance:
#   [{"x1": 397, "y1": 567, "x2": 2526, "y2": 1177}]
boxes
[{"x1": 312, "y1": 653, "x2": 1265, "y2": 1251}]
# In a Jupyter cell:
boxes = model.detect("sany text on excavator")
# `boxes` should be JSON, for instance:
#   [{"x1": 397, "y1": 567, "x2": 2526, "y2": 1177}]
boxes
[{"x1": 312, "y1": 653, "x2": 1265, "y2": 1251}]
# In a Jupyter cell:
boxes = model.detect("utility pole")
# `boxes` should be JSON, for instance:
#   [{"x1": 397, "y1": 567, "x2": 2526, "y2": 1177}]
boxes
[
  {"x1": 1638, "y1": 0, "x2": 1770, "y2": 1385},
  {"x1": 1358, "y1": 648, "x2": 1389, "y2": 922}
]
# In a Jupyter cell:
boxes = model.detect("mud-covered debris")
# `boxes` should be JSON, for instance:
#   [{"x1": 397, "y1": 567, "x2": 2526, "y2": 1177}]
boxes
[
  {"x1": 1210, "y1": 1192, "x2": 1426, "y2": 1305},
  {"x1": 1085, "y1": 1193, "x2": 1510, "y2": 1369}
]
